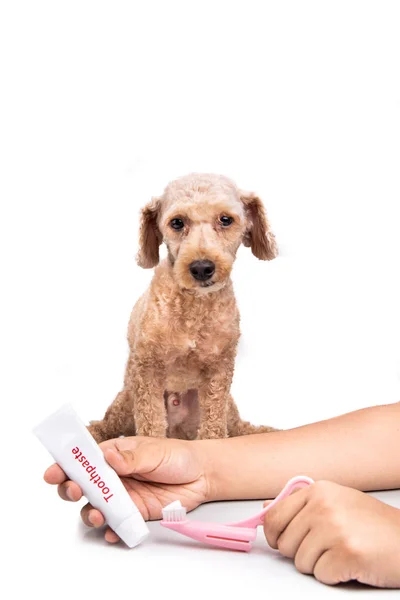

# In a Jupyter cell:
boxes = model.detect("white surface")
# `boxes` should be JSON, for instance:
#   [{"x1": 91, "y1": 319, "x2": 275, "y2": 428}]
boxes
[
  {"x1": 13, "y1": 480, "x2": 400, "y2": 599},
  {"x1": 1, "y1": 1, "x2": 400, "y2": 597}
]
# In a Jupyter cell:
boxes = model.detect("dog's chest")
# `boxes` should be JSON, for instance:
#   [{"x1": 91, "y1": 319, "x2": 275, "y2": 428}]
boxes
[
  {"x1": 170, "y1": 318, "x2": 235, "y2": 359},
  {"x1": 161, "y1": 299, "x2": 240, "y2": 370},
  {"x1": 164, "y1": 321, "x2": 237, "y2": 392},
  {"x1": 142, "y1": 285, "x2": 240, "y2": 379}
]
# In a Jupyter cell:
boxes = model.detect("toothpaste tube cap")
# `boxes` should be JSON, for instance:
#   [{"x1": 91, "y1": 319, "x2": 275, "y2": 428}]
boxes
[{"x1": 115, "y1": 513, "x2": 149, "y2": 548}]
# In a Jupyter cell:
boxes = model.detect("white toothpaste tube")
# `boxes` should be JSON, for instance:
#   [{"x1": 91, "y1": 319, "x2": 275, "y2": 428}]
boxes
[{"x1": 34, "y1": 404, "x2": 149, "y2": 548}]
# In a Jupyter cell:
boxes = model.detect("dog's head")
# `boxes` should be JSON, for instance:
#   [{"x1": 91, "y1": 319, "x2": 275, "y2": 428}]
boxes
[{"x1": 136, "y1": 173, "x2": 278, "y2": 293}]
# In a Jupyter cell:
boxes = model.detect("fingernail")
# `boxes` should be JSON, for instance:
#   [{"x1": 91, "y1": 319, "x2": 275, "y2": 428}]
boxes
[
  {"x1": 66, "y1": 487, "x2": 74, "y2": 501},
  {"x1": 87, "y1": 512, "x2": 95, "y2": 525}
]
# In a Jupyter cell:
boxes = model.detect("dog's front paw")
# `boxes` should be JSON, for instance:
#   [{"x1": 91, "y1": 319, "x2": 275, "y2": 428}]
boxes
[
  {"x1": 197, "y1": 425, "x2": 228, "y2": 440},
  {"x1": 135, "y1": 424, "x2": 168, "y2": 438},
  {"x1": 87, "y1": 421, "x2": 109, "y2": 443}
]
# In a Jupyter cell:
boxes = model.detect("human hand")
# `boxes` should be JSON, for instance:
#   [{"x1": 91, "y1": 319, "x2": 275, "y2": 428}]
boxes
[
  {"x1": 263, "y1": 480, "x2": 400, "y2": 588},
  {"x1": 44, "y1": 436, "x2": 209, "y2": 544}
]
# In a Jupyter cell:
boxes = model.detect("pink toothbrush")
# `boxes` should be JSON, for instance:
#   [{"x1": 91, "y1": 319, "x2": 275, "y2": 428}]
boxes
[{"x1": 160, "y1": 475, "x2": 314, "y2": 552}]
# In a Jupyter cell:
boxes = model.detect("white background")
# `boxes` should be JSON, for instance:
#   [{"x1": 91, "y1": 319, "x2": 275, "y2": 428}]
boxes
[{"x1": 1, "y1": 1, "x2": 400, "y2": 598}]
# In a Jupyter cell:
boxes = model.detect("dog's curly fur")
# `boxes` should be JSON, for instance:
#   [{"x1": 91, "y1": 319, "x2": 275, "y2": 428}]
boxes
[{"x1": 89, "y1": 173, "x2": 278, "y2": 442}]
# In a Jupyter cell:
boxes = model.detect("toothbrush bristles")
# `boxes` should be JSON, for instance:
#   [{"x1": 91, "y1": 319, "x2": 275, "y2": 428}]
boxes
[{"x1": 162, "y1": 500, "x2": 187, "y2": 522}]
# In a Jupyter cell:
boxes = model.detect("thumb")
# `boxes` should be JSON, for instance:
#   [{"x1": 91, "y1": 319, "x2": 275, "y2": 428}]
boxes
[
  {"x1": 101, "y1": 438, "x2": 168, "y2": 480},
  {"x1": 104, "y1": 447, "x2": 137, "y2": 475}
]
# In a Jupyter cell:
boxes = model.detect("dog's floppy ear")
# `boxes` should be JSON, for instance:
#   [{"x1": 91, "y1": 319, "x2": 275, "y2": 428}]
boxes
[
  {"x1": 136, "y1": 197, "x2": 162, "y2": 268},
  {"x1": 240, "y1": 191, "x2": 278, "y2": 260}
]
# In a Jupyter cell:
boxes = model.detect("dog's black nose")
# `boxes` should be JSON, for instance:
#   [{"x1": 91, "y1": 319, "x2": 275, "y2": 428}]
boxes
[{"x1": 189, "y1": 260, "x2": 215, "y2": 281}]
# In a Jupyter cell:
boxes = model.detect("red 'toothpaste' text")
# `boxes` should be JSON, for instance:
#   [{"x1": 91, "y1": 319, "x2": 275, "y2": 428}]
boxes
[{"x1": 72, "y1": 447, "x2": 113, "y2": 502}]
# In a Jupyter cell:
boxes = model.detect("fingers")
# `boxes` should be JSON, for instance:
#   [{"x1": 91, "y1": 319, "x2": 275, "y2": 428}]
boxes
[
  {"x1": 264, "y1": 487, "x2": 309, "y2": 549},
  {"x1": 313, "y1": 548, "x2": 353, "y2": 585},
  {"x1": 80, "y1": 504, "x2": 119, "y2": 544},
  {"x1": 293, "y1": 529, "x2": 329, "y2": 575},
  {"x1": 104, "y1": 528, "x2": 120, "y2": 544},
  {"x1": 44, "y1": 463, "x2": 67, "y2": 485},
  {"x1": 274, "y1": 509, "x2": 311, "y2": 559},
  {"x1": 44, "y1": 462, "x2": 84, "y2": 502},
  {"x1": 80, "y1": 503, "x2": 105, "y2": 528},
  {"x1": 58, "y1": 480, "x2": 83, "y2": 502}
]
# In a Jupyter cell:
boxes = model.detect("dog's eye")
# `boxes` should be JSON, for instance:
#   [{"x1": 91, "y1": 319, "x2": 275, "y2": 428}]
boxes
[
  {"x1": 219, "y1": 215, "x2": 234, "y2": 227},
  {"x1": 170, "y1": 218, "x2": 184, "y2": 230}
]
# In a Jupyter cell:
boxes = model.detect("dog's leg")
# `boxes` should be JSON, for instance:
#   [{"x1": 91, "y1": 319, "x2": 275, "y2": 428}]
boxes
[
  {"x1": 197, "y1": 384, "x2": 228, "y2": 439},
  {"x1": 88, "y1": 389, "x2": 136, "y2": 443},
  {"x1": 89, "y1": 354, "x2": 167, "y2": 442},
  {"x1": 226, "y1": 394, "x2": 279, "y2": 436},
  {"x1": 129, "y1": 357, "x2": 167, "y2": 437},
  {"x1": 196, "y1": 361, "x2": 234, "y2": 439}
]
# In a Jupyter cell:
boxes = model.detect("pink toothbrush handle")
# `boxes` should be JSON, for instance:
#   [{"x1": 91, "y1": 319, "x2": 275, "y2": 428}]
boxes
[
  {"x1": 161, "y1": 520, "x2": 257, "y2": 552},
  {"x1": 228, "y1": 475, "x2": 314, "y2": 529}
]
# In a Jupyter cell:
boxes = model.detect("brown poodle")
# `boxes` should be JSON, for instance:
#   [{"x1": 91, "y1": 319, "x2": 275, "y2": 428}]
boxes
[{"x1": 89, "y1": 173, "x2": 278, "y2": 442}]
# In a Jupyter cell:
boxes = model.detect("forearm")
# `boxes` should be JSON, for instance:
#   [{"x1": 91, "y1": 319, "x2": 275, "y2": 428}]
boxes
[{"x1": 201, "y1": 402, "x2": 400, "y2": 501}]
